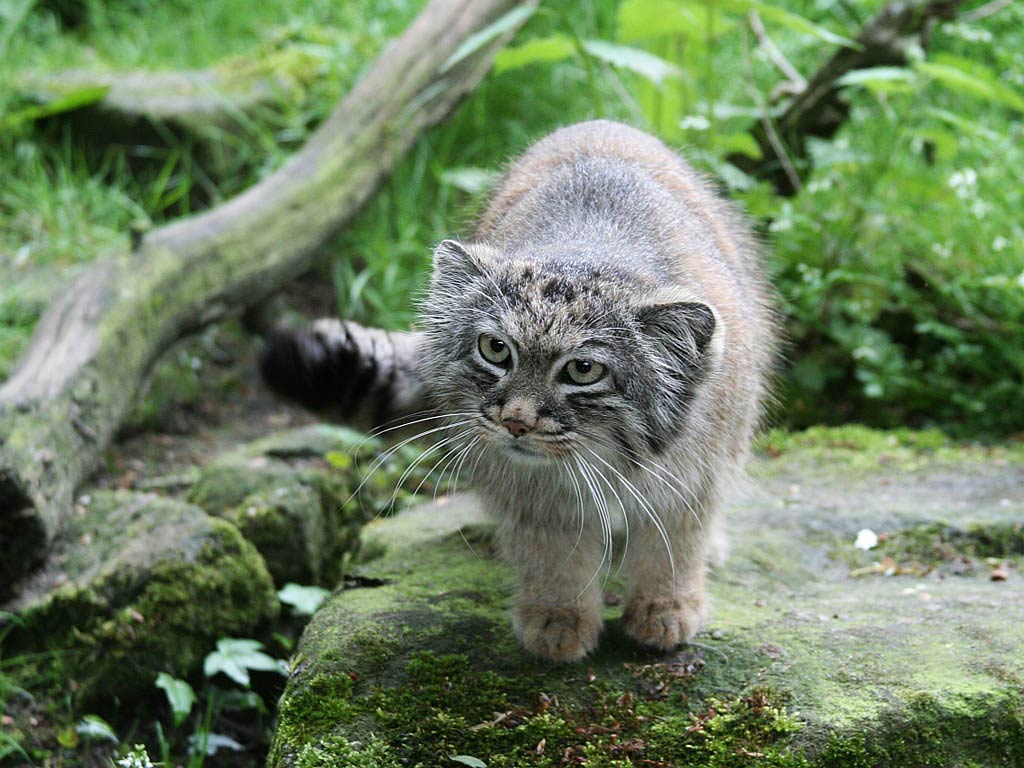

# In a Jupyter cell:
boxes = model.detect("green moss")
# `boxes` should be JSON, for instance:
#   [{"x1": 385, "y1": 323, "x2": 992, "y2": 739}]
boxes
[
  {"x1": 760, "y1": 425, "x2": 952, "y2": 453},
  {"x1": 815, "y1": 691, "x2": 1024, "y2": 768},
  {"x1": 837, "y1": 520, "x2": 1024, "y2": 576},
  {"x1": 274, "y1": 649, "x2": 811, "y2": 768},
  {"x1": 294, "y1": 734, "x2": 402, "y2": 768},
  {"x1": 222, "y1": 485, "x2": 327, "y2": 586},
  {"x1": 188, "y1": 457, "x2": 369, "y2": 586},
  {"x1": 755, "y1": 425, "x2": 1024, "y2": 471},
  {"x1": 270, "y1": 439, "x2": 1024, "y2": 766},
  {"x1": 8, "y1": 493, "x2": 278, "y2": 705}
]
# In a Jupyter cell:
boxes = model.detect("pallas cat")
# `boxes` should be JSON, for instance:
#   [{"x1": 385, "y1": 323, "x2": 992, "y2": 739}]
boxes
[{"x1": 262, "y1": 120, "x2": 777, "y2": 661}]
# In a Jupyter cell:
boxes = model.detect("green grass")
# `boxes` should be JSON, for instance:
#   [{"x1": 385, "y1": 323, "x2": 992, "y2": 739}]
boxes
[{"x1": 1, "y1": 0, "x2": 1022, "y2": 433}]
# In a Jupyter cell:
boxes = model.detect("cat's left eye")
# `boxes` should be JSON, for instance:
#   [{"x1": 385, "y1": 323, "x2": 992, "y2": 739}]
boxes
[{"x1": 563, "y1": 359, "x2": 605, "y2": 385}]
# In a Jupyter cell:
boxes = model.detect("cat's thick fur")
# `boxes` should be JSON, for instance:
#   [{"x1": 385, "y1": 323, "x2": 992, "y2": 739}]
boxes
[{"x1": 262, "y1": 120, "x2": 777, "y2": 661}]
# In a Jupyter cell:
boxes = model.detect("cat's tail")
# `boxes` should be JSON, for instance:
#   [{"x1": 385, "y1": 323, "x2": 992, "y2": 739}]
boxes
[{"x1": 259, "y1": 319, "x2": 430, "y2": 431}]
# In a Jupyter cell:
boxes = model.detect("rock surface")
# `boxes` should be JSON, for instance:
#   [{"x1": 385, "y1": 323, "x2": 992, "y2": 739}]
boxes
[
  {"x1": 186, "y1": 424, "x2": 382, "y2": 587},
  {"x1": 2, "y1": 490, "x2": 278, "y2": 705},
  {"x1": 269, "y1": 428, "x2": 1024, "y2": 767}
]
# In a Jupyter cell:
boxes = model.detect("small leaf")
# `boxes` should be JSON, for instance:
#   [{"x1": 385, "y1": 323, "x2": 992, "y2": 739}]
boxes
[
  {"x1": 439, "y1": 167, "x2": 499, "y2": 195},
  {"x1": 494, "y1": 34, "x2": 575, "y2": 73},
  {"x1": 277, "y1": 583, "x2": 331, "y2": 616},
  {"x1": 76, "y1": 715, "x2": 118, "y2": 743},
  {"x1": 715, "y1": 131, "x2": 763, "y2": 159},
  {"x1": 580, "y1": 40, "x2": 682, "y2": 86},
  {"x1": 324, "y1": 450, "x2": 352, "y2": 469},
  {"x1": 57, "y1": 727, "x2": 79, "y2": 749},
  {"x1": 203, "y1": 638, "x2": 285, "y2": 688},
  {"x1": 188, "y1": 732, "x2": 244, "y2": 756},
  {"x1": 155, "y1": 673, "x2": 197, "y2": 727},
  {"x1": 618, "y1": 0, "x2": 699, "y2": 42},
  {"x1": 451, "y1": 757, "x2": 487, "y2": 767},
  {"x1": 837, "y1": 66, "x2": 916, "y2": 87},
  {"x1": 924, "y1": 107, "x2": 1002, "y2": 142},
  {"x1": 441, "y1": 5, "x2": 536, "y2": 73},
  {"x1": 2, "y1": 85, "x2": 110, "y2": 130},
  {"x1": 725, "y1": 0, "x2": 860, "y2": 49},
  {"x1": 915, "y1": 57, "x2": 1024, "y2": 113}
]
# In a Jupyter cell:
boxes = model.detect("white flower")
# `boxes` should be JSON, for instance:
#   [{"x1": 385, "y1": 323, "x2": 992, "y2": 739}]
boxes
[
  {"x1": 679, "y1": 115, "x2": 711, "y2": 131},
  {"x1": 117, "y1": 746, "x2": 156, "y2": 768},
  {"x1": 854, "y1": 529, "x2": 879, "y2": 551},
  {"x1": 948, "y1": 168, "x2": 978, "y2": 201}
]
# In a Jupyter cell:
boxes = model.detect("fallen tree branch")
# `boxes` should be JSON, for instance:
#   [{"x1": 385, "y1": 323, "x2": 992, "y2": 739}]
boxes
[
  {"x1": 730, "y1": 0, "x2": 964, "y2": 195},
  {"x1": 0, "y1": 0, "x2": 536, "y2": 592}
]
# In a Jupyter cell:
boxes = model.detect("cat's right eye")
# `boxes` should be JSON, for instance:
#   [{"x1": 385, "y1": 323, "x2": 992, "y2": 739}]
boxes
[{"x1": 478, "y1": 334, "x2": 511, "y2": 367}]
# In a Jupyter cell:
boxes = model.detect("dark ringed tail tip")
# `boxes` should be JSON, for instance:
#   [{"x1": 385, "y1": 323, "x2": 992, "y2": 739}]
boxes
[{"x1": 259, "y1": 329, "x2": 338, "y2": 412}]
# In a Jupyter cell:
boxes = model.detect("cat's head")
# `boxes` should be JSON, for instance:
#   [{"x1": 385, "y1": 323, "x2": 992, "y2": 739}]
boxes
[{"x1": 420, "y1": 240, "x2": 718, "y2": 465}]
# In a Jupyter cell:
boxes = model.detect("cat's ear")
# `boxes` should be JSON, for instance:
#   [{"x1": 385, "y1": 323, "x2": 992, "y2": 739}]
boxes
[
  {"x1": 432, "y1": 239, "x2": 484, "y2": 282},
  {"x1": 637, "y1": 301, "x2": 716, "y2": 367}
]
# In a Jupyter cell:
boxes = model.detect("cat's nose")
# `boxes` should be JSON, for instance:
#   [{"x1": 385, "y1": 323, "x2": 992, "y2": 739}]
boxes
[{"x1": 502, "y1": 419, "x2": 532, "y2": 437}]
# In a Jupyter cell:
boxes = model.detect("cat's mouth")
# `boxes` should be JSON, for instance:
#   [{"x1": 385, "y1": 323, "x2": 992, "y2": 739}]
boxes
[{"x1": 477, "y1": 416, "x2": 567, "y2": 461}]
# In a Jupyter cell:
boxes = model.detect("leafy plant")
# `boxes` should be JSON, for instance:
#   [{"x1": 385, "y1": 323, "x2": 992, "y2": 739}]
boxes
[
  {"x1": 153, "y1": 637, "x2": 285, "y2": 767},
  {"x1": 155, "y1": 673, "x2": 197, "y2": 728},
  {"x1": 277, "y1": 583, "x2": 331, "y2": 616}
]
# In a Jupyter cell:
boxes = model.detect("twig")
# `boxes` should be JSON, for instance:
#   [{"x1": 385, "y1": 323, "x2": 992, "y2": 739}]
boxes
[
  {"x1": 741, "y1": 25, "x2": 802, "y2": 194},
  {"x1": 748, "y1": 11, "x2": 807, "y2": 95},
  {"x1": 961, "y1": 0, "x2": 1011, "y2": 21}
]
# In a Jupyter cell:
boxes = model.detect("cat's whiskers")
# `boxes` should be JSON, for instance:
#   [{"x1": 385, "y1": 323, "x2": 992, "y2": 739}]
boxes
[
  {"x1": 347, "y1": 418, "x2": 477, "y2": 505},
  {"x1": 573, "y1": 455, "x2": 614, "y2": 602},
  {"x1": 353, "y1": 411, "x2": 479, "y2": 459},
  {"x1": 448, "y1": 435, "x2": 481, "y2": 497},
  {"x1": 581, "y1": 445, "x2": 677, "y2": 590},
  {"x1": 381, "y1": 427, "x2": 477, "y2": 520},
  {"x1": 582, "y1": 431, "x2": 706, "y2": 537},
  {"x1": 617, "y1": 447, "x2": 707, "y2": 535},
  {"x1": 560, "y1": 456, "x2": 587, "y2": 562},
  {"x1": 408, "y1": 430, "x2": 478, "y2": 504},
  {"x1": 582, "y1": 451, "x2": 631, "y2": 583}
]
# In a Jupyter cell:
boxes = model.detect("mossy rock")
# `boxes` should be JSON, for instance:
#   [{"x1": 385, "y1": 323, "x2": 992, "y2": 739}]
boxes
[
  {"x1": 186, "y1": 424, "x2": 421, "y2": 588},
  {"x1": 2, "y1": 490, "x2": 278, "y2": 706},
  {"x1": 189, "y1": 457, "x2": 349, "y2": 587},
  {"x1": 270, "y1": 432, "x2": 1024, "y2": 767},
  {"x1": 221, "y1": 484, "x2": 329, "y2": 587}
]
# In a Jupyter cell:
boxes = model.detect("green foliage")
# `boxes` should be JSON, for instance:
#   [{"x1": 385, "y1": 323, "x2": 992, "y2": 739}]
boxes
[
  {"x1": 277, "y1": 583, "x2": 331, "y2": 616},
  {"x1": 281, "y1": 650, "x2": 809, "y2": 767},
  {"x1": 74, "y1": 714, "x2": 118, "y2": 744},
  {"x1": 0, "y1": 613, "x2": 31, "y2": 765},
  {"x1": 5, "y1": 0, "x2": 1019, "y2": 434},
  {"x1": 149, "y1": 636, "x2": 288, "y2": 767},
  {"x1": 155, "y1": 673, "x2": 197, "y2": 727},
  {"x1": 202, "y1": 638, "x2": 285, "y2": 688},
  {"x1": 329, "y1": 0, "x2": 1024, "y2": 435}
]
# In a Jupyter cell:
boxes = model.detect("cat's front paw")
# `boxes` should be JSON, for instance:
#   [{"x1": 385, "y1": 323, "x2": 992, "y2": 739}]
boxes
[
  {"x1": 513, "y1": 605, "x2": 602, "y2": 662},
  {"x1": 623, "y1": 592, "x2": 706, "y2": 651}
]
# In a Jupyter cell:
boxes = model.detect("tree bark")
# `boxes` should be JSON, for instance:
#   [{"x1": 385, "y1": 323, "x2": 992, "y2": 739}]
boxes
[
  {"x1": 730, "y1": 0, "x2": 964, "y2": 195},
  {"x1": 0, "y1": 0, "x2": 536, "y2": 593}
]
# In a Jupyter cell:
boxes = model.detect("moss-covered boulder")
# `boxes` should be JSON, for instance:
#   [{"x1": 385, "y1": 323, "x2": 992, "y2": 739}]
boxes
[
  {"x1": 186, "y1": 424, "x2": 377, "y2": 587},
  {"x1": 269, "y1": 430, "x2": 1024, "y2": 767},
  {"x1": 2, "y1": 490, "x2": 278, "y2": 706}
]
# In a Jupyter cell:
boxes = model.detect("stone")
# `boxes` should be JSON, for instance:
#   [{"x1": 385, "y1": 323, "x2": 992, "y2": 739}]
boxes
[
  {"x1": 1, "y1": 490, "x2": 278, "y2": 706},
  {"x1": 186, "y1": 424, "x2": 381, "y2": 587},
  {"x1": 269, "y1": 429, "x2": 1024, "y2": 767}
]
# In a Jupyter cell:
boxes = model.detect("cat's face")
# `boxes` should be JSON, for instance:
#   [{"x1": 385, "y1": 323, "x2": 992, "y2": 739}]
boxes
[{"x1": 421, "y1": 241, "x2": 717, "y2": 466}]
